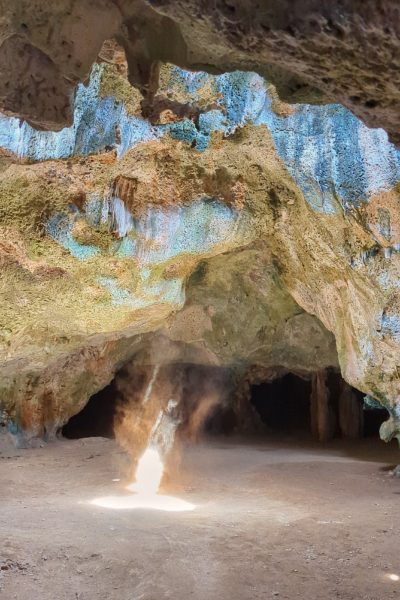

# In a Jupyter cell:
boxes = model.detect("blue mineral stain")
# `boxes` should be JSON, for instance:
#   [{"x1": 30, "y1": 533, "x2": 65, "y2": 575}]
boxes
[
  {"x1": 85, "y1": 194, "x2": 107, "y2": 227},
  {"x1": 97, "y1": 275, "x2": 184, "y2": 309},
  {"x1": 381, "y1": 314, "x2": 400, "y2": 343},
  {"x1": 133, "y1": 198, "x2": 249, "y2": 264},
  {"x1": 45, "y1": 195, "x2": 250, "y2": 270},
  {"x1": 117, "y1": 112, "x2": 160, "y2": 157},
  {"x1": 167, "y1": 109, "x2": 227, "y2": 151},
  {"x1": 0, "y1": 65, "x2": 160, "y2": 160},
  {"x1": 198, "y1": 110, "x2": 227, "y2": 133},
  {"x1": 172, "y1": 68, "x2": 400, "y2": 213},
  {"x1": 166, "y1": 68, "x2": 212, "y2": 96},
  {"x1": 378, "y1": 208, "x2": 391, "y2": 241},
  {"x1": 97, "y1": 277, "x2": 138, "y2": 307},
  {"x1": 46, "y1": 213, "x2": 100, "y2": 260},
  {"x1": 108, "y1": 196, "x2": 135, "y2": 236},
  {"x1": 267, "y1": 104, "x2": 400, "y2": 213},
  {"x1": 140, "y1": 267, "x2": 152, "y2": 281},
  {"x1": 163, "y1": 68, "x2": 400, "y2": 214},
  {"x1": 81, "y1": 195, "x2": 250, "y2": 263},
  {"x1": 363, "y1": 395, "x2": 384, "y2": 411},
  {"x1": 115, "y1": 236, "x2": 137, "y2": 258},
  {"x1": 1, "y1": 63, "x2": 400, "y2": 215},
  {"x1": 168, "y1": 119, "x2": 210, "y2": 151},
  {"x1": 216, "y1": 71, "x2": 266, "y2": 133},
  {"x1": 143, "y1": 278, "x2": 185, "y2": 306}
]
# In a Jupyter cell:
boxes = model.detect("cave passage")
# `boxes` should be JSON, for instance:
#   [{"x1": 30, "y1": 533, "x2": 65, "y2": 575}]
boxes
[
  {"x1": 363, "y1": 406, "x2": 389, "y2": 438},
  {"x1": 61, "y1": 367, "x2": 389, "y2": 443},
  {"x1": 251, "y1": 374, "x2": 312, "y2": 435},
  {"x1": 250, "y1": 372, "x2": 389, "y2": 440},
  {"x1": 62, "y1": 382, "x2": 118, "y2": 439}
]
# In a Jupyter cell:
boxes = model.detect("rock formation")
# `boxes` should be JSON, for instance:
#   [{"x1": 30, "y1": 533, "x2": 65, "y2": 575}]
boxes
[
  {"x1": 0, "y1": 39, "x2": 400, "y2": 448},
  {"x1": 1, "y1": 1, "x2": 399, "y2": 145}
]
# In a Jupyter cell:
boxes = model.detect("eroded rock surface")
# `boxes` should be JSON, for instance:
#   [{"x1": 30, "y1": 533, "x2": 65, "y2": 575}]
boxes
[
  {"x1": 0, "y1": 2, "x2": 399, "y2": 145},
  {"x1": 1, "y1": 54, "x2": 400, "y2": 445}
]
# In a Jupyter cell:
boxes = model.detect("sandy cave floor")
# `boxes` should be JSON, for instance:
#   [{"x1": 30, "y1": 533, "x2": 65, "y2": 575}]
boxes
[{"x1": 1, "y1": 434, "x2": 400, "y2": 600}]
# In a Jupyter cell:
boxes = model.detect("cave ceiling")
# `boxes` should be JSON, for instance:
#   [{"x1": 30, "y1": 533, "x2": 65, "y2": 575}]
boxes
[{"x1": 1, "y1": 3, "x2": 400, "y2": 446}]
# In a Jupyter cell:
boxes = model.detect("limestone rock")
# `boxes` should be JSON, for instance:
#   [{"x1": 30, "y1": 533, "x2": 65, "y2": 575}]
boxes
[
  {"x1": 1, "y1": 59, "x2": 400, "y2": 444},
  {"x1": 0, "y1": 2, "x2": 399, "y2": 146}
]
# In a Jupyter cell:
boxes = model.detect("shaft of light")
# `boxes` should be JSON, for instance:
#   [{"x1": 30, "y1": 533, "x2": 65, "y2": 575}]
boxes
[
  {"x1": 127, "y1": 447, "x2": 164, "y2": 495},
  {"x1": 90, "y1": 446, "x2": 195, "y2": 511}
]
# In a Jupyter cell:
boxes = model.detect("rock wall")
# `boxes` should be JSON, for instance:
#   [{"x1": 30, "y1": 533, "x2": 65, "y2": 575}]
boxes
[
  {"x1": 1, "y1": 54, "x2": 400, "y2": 444},
  {"x1": 1, "y1": 2, "x2": 399, "y2": 146}
]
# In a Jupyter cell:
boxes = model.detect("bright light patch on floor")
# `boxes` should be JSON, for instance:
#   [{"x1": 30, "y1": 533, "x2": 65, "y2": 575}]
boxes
[
  {"x1": 90, "y1": 493, "x2": 195, "y2": 512},
  {"x1": 90, "y1": 447, "x2": 195, "y2": 512},
  {"x1": 387, "y1": 574, "x2": 400, "y2": 582}
]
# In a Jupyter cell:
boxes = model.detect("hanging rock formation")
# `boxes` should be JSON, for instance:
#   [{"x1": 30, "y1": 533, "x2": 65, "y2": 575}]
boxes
[
  {"x1": 0, "y1": 42, "x2": 400, "y2": 446},
  {"x1": 0, "y1": 1, "x2": 399, "y2": 145}
]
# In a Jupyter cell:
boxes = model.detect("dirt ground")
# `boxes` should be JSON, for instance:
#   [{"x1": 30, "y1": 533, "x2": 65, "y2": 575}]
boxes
[{"x1": 1, "y1": 433, "x2": 400, "y2": 600}]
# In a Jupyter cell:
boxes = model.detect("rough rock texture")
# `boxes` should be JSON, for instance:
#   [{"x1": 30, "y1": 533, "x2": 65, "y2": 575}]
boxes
[
  {"x1": 1, "y1": 55, "x2": 400, "y2": 445},
  {"x1": 0, "y1": 1, "x2": 400, "y2": 146},
  {"x1": 164, "y1": 248, "x2": 337, "y2": 372}
]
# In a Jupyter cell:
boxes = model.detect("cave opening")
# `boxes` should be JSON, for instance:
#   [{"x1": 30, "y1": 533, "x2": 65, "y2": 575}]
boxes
[
  {"x1": 61, "y1": 366, "x2": 390, "y2": 443},
  {"x1": 61, "y1": 381, "x2": 118, "y2": 439},
  {"x1": 250, "y1": 371, "x2": 389, "y2": 440},
  {"x1": 363, "y1": 405, "x2": 390, "y2": 438},
  {"x1": 251, "y1": 373, "x2": 312, "y2": 435}
]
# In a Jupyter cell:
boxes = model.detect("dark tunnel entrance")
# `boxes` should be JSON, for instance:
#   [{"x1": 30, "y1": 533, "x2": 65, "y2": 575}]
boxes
[
  {"x1": 62, "y1": 381, "x2": 118, "y2": 439},
  {"x1": 363, "y1": 405, "x2": 389, "y2": 438},
  {"x1": 251, "y1": 374, "x2": 312, "y2": 435},
  {"x1": 60, "y1": 366, "x2": 390, "y2": 443},
  {"x1": 250, "y1": 371, "x2": 389, "y2": 441}
]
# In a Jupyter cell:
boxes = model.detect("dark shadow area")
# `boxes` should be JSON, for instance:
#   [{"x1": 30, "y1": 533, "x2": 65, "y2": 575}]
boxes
[
  {"x1": 61, "y1": 360, "x2": 393, "y2": 475},
  {"x1": 363, "y1": 407, "x2": 389, "y2": 437},
  {"x1": 62, "y1": 381, "x2": 118, "y2": 439},
  {"x1": 250, "y1": 371, "x2": 390, "y2": 442},
  {"x1": 251, "y1": 374, "x2": 312, "y2": 434},
  {"x1": 203, "y1": 404, "x2": 238, "y2": 436}
]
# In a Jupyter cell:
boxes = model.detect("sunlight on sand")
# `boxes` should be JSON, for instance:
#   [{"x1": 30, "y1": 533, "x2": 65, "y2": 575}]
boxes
[
  {"x1": 90, "y1": 493, "x2": 196, "y2": 512},
  {"x1": 90, "y1": 447, "x2": 195, "y2": 512}
]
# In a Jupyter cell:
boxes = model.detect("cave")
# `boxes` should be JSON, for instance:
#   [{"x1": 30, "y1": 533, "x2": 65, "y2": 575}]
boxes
[
  {"x1": 2, "y1": 5, "x2": 400, "y2": 599},
  {"x1": 61, "y1": 382, "x2": 118, "y2": 439},
  {"x1": 59, "y1": 366, "x2": 389, "y2": 445},
  {"x1": 363, "y1": 405, "x2": 390, "y2": 438},
  {"x1": 59, "y1": 366, "x2": 390, "y2": 446},
  {"x1": 250, "y1": 372, "x2": 389, "y2": 440},
  {"x1": 251, "y1": 374, "x2": 312, "y2": 435}
]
